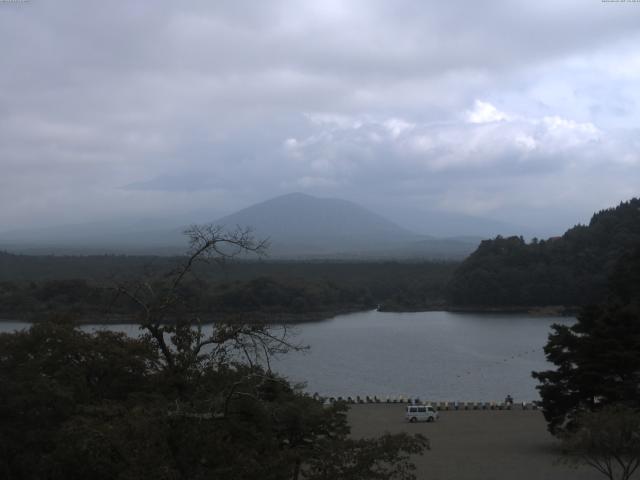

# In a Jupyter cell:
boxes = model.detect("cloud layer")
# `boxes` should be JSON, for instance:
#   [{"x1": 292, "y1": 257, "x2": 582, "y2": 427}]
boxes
[{"x1": 1, "y1": 1, "x2": 639, "y2": 234}]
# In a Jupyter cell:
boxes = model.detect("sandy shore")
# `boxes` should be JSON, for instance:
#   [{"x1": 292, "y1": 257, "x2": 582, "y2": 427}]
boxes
[{"x1": 348, "y1": 404, "x2": 601, "y2": 480}]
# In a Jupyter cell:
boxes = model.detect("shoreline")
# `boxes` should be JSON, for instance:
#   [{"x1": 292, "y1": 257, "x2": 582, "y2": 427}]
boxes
[
  {"x1": 0, "y1": 304, "x2": 578, "y2": 325},
  {"x1": 0, "y1": 307, "x2": 366, "y2": 326},
  {"x1": 378, "y1": 304, "x2": 579, "y2": 316}
]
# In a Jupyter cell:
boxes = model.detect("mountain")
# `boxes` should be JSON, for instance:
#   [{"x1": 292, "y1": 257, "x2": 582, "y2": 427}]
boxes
[
  {"x1": 0, "y1": 193, "x2": 482, "y2": 258},
  {"x1": 448, "y1": 198, "x2": 640, "y2": 307},
  {"x1": 214, "y1": 193, "x2": 413, "y2": 254},
  {"x1": 213, "y1": 193, "x2": 482, "y2": 258}
]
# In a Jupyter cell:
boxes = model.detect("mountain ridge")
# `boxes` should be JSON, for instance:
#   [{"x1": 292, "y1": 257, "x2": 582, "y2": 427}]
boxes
[
  {"x1": 213, "y1": 192, "x2": 422, "y2": 255},
  {"x1": 0, "y1": 193, "x2": 480, "y2": 258}
]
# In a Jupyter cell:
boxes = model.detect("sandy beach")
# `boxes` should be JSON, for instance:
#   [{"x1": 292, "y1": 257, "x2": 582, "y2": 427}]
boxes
[{"x1": 348, "y1": 404, "x2": 603, "y2": 480}]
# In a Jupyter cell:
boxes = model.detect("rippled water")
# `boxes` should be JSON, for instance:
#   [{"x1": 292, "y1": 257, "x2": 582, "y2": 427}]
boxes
[
  {"x1": 270, "y1": 310, "x2": 574, "y2": 402},
  {"x1": 0, "y1": 310, "x2": 574, "y2": 402}
]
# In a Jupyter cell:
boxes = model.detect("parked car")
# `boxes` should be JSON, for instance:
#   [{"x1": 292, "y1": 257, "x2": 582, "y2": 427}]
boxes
[{"x1": 405, "y1": 404, "x2": 438, "y2": 423}]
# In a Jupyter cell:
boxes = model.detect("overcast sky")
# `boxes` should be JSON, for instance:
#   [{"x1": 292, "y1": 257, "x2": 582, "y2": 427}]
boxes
[{"x1": 1, "y1": 0, "x2": 640, "y2": 235}]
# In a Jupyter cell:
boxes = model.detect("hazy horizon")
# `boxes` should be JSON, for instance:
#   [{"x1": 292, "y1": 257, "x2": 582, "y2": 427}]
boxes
[
  {"x1": 0, "y1": 190, "x2": 549, "y2": 238},
  {"x1": 2, "y1": 1, "x2": 639, "y2": 235},
  {"x1": 0, "y1": 192, "x2": 488, "y2": 258}
]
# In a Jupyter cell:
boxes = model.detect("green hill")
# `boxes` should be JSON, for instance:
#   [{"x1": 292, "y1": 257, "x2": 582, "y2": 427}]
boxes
[{"x1": 448, "y1": 198, "x2": 640, "y2": 307}]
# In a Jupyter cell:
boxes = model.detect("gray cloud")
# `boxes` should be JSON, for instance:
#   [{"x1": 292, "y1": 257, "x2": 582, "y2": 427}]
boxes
[{"x1": 1, "y1": 1, "x2": 639, "y2": 232}]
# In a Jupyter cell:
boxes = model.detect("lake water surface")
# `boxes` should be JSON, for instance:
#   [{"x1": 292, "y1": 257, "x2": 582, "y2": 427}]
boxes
[
  {"x1": 0, "y1": 310, "x2": 574, "y2": 402},
  {"x1": 271, "y1": 310, "x2": 574, "y2": 402}
]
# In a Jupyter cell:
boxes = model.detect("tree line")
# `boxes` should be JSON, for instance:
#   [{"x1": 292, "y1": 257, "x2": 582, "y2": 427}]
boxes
[
  {"x1": 448, "y1": 198, "x2": 640, "y2": 307},
  {"x1": 0, "y1": 257, "x2": 456, "y2": 321}
]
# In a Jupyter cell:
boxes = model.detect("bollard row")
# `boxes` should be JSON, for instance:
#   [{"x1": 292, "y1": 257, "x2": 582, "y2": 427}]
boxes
[{"x1": 311, "y1": 393, "x2": 541, "y2": 410}]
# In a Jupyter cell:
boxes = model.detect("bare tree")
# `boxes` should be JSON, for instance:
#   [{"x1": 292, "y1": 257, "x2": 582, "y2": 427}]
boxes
[{"x1": 113, "y1": 225, "x2": 300, "y2": 373}]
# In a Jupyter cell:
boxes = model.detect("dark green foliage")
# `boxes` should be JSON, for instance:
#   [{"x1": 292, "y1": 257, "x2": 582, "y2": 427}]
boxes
[
  {"x1": 304, "y1": 433, "x2": 429, "y2": 480},
  {"x1": 532, "y1": 247, "x2": 640, "y2": 434},
  {"x1": 0, "y1": 260, "x2": 456, "y2": 320},
  {"x1": 0, "y1": 318, "x2": 158, "y2": 479},
  {"x1": 449, "y1": 198, "x2": 640, "y2": 307},
  {"x1": 0, "y1": 319, "x2": 428, "y2": 480}
]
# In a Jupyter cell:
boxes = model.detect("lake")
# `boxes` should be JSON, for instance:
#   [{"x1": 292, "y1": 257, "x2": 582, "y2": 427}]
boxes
[{"x1": 0, "y1": 310, "x2": 573, "y2": 402}]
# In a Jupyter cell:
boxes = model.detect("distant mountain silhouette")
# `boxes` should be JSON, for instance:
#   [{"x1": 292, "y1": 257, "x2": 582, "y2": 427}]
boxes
[
  {"x1": 214, "y1": 193, "x2": 418, "y2": 254},
  {"x1": 0, "y1": 193, "x2": 481, "y2": 258}
]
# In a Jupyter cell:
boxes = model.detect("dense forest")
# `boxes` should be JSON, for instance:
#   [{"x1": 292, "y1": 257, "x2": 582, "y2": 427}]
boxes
[
  {"x1": 0, "y1": 255, "x2": 456, "y2": 321},
  {"x1": 448, "y1": 198, "x2": 640, "y2": 307}
]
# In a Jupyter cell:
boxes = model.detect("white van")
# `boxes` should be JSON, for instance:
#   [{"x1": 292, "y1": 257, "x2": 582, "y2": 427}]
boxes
[{"x1": 405, "y1": 405, "x2": 438, "y2": 423}]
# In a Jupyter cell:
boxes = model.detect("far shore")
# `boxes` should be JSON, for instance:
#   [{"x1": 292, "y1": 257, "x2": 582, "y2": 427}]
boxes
[
  {"x1": 378, "y1": 304, "x2": 579, "y2": 316},
  {"x1": 0, "y1": 304, "x2": 578, "y2": 326},
  {"x1": 0, "y1": 307, "x2": 365, "y2": 326}
]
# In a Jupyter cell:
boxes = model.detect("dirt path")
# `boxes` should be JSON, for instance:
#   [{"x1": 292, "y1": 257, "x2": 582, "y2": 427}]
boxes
[{"x1": 348, "y1": 404, "x2": 603, "y2": 480}]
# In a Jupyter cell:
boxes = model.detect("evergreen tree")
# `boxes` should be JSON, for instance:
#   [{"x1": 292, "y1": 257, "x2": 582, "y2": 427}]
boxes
[{"x1": 532, "y1": 247, "x2": 640, "y2": 434}]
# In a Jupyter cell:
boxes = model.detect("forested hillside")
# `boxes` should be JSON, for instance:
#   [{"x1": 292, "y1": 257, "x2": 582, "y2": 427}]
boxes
[
  {"x1": 0, "y1": 256, "x2": 455, "y2": 321},
  {"x1": 448, "y1": 198, "x2": 640, "y2": 307}
]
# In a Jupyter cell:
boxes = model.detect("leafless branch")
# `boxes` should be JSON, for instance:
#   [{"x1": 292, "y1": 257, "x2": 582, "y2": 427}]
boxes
[{"x1": 108, "y1": 224, "x2": 298, "y2": 373}]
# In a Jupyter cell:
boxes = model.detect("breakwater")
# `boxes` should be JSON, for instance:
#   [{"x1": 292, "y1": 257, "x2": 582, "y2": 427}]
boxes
[{"x1": 313, "y1": 394, "x2": 540, "y2": 411}]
